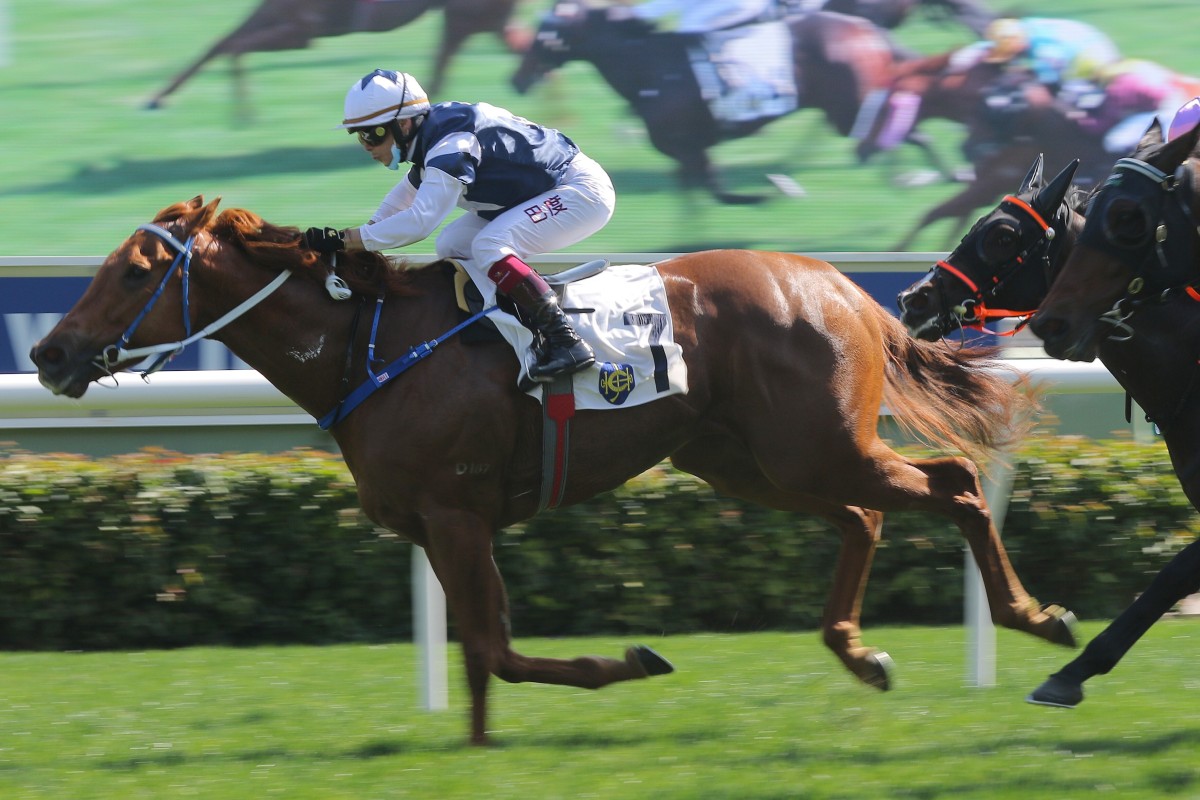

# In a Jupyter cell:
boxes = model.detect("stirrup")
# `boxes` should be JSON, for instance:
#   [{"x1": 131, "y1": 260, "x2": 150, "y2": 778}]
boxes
[{"x1": 519, "y1": 348, "x2": 592, "y2": 391}]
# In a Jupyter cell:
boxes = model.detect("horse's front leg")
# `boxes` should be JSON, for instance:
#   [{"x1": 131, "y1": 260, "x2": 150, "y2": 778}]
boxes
[{"x1": 423, "y1": 507, "x2": 672, "y2": 746}]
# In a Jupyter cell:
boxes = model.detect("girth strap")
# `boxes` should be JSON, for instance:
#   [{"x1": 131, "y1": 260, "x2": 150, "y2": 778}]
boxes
[{"x1": 538, "y1": 374, "x2": 576, "y2": 511}]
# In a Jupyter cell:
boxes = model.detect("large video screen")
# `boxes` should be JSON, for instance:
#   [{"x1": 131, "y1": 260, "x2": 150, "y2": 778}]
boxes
[{"x1": 2, "y1": 0, "x2": 1196, "y2": 257}]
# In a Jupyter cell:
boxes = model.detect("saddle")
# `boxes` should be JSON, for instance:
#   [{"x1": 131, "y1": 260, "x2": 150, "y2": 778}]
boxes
[{"x1": 448, "y1": 258, "x2": 608, "y2": 344}]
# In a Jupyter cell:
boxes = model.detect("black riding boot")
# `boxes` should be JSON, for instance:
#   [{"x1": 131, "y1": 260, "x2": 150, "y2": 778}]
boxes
[{"x1": 503, "y1": 272, "x2": 595, "y2": 382}]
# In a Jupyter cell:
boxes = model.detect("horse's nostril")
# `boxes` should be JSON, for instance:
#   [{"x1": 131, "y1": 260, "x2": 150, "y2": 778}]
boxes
[
  {"x1": 1030, "y1": 316, "x2": 1067, "y2": 342},
  {"x1": 897, "y1": 290, "x2": 928, "y2": 313},
  {"x1": 31, "y1": 344, "x2": 64, "y2": 367}
]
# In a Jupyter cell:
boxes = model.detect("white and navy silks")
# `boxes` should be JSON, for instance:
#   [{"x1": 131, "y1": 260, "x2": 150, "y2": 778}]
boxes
[{"x1": 349, "y1": 101, "x2": 686, "y2": 408}]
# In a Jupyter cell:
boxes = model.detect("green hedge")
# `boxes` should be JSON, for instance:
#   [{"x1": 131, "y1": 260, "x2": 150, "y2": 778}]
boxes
[{"x1": 0, "y1": 437, "x2": 1193, "y2": 650}]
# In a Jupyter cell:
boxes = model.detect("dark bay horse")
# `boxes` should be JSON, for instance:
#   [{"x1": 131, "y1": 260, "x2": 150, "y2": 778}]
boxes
[
  {"x1": 511, "y1": 7, "x2": 905, "y2": 204},
  {"x1": 146, "y1": 0, "x2": 519, "y2": 114},
  {"x1": 897, "y1": 139, "x2": 1200, "y2": 708},
  {"x1": 1032, "y1": 122, "x2": 1200, "y2": 364},
  {"x1": 856, "y1": 51, "x2": 1118, "y2": 251},
  {"x1": 30, "y1": 197, "x2": 1077, "y2": 744},
  {"x1": 895, "y1": 153, "x2": 1086, "y2": 342}
]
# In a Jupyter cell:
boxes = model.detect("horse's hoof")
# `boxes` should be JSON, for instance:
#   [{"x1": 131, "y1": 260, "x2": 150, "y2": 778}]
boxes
[
  {"x1": 1041, "y1": 603, "x2": 1079, "y2": 648},
  {"x1": 628, "y1": 645, "x2": 674, "y2": 677},
  {"x1": 863, "y1": 651, "x2": 895, "y2": 691},
  {"x1": 1026, "y1": 675, "x2": 1083, "y2": 708}
]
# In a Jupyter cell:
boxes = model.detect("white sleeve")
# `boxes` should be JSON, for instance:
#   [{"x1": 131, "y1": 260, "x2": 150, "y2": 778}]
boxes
[
  {"x1": 369, "y1": 177, "x2": 418, "y2": 224},
  {"x1": 356, "y1": 167, "x2": 465, "y2": 251}
]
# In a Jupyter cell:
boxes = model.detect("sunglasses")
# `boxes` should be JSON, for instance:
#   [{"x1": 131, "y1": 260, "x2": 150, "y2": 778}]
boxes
[{"x1": 352, "y1": 124, "x2": 391, "y2": 146}]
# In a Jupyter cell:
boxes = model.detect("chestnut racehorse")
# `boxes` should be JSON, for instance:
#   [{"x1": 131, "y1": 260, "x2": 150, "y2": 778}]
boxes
[
  {"x1": 897, "y1": 141, "x2": 1200, "y2": 708},
  {"x1": 30, "y1": 197, "x2": 1077, "y2": 744}
]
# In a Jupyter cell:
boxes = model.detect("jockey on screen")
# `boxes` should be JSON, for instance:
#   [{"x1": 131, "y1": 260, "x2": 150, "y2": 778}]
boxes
[{"x1": 303, "y1": 69, "x2": 615, "y2": 384}]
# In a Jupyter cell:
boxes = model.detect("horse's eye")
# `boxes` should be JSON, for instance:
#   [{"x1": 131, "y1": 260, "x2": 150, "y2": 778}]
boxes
[
  {"x1": 124, "y1": 264, "x2": 151, "y2": 284},
  {"x1": 1104, "y1": 198, "x2": 1152, "y2": 248},
  {"x1": 979, "y1": 223, "x2": 1020, "y2": 260}
]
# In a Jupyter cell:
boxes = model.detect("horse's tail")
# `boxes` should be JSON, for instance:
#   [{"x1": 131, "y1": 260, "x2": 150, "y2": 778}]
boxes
[{"x1": 875, "y1": 305, "x2": 1036, "y2": 464}]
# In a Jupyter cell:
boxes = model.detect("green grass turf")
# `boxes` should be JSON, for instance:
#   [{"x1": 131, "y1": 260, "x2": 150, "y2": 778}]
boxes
[
  {"x1": 1, "y1": 624, "x2": 1200, "y2": 798},
  {"x1": 2, "y1": 1, "x2": 1198, "y2": 257}
]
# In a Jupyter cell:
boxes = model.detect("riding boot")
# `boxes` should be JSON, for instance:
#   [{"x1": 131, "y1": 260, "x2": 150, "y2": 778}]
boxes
[{"x1": 487, "y1": 255, "x2": 595, "y2": 382}]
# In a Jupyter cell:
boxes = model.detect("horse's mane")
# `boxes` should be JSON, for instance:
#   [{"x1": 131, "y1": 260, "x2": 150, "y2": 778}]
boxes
[
  {"x1": 150, "y1": 198, "x2": 427, "y2": 297},
  {"x1": 1065, "y1": 185, "x2": 1094, "y2": 216}
]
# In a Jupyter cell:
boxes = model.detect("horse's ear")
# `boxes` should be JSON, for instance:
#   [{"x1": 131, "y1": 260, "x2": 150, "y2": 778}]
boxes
[
  {"x1": 183, "y1": 196, "x2": 223, "y2": 235},
  {"x1": 1018, "y1": 154, "x2": 1045, "y2": 194},
  {"x1": 1135, "y1": 118, "x2": 1165, "y2": 155},
  {"x1": 198, "y1": 196, "x2": 223, "y2": 227},
  {"x1": 1032, "y1": 159, "x2": 1079, "y2": 218}
]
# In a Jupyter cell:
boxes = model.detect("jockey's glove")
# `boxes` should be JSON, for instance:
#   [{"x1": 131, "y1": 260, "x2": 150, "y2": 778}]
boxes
[{"x1": 304, "y1": 226, "x2": 346, "y2": 254}]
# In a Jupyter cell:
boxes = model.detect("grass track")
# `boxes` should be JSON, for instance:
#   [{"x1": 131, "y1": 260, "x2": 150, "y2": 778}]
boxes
[{"x1": 3, "y1": 623, "x2": 1200, "y2": 798}]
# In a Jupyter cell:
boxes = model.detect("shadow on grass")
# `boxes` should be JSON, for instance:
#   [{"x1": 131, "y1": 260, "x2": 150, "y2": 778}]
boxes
[
  {"x1": 729, "y1": 725, "x2": 1200, "y2": 799},
  {"x1": 96, "y1": 736, "x2": 466, "y2": 772},
  {"x1": 0, "y1": 147, "x2": 365, "y2": 197}
]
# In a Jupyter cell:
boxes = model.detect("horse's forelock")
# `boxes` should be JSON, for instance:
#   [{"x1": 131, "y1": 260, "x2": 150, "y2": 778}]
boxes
[{"x1": 1066, "y1": 186, "x2": 1093, "y2": 215}]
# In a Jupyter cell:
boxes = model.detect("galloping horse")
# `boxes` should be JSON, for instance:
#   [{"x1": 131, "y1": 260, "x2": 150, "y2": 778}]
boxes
[
  {"x1": 895, "y1": 153, "x2": 1085, "y2": 342},
  {"x1": 30, "y1": 197, "x2": 1077, "y2": 744},
  {"x1": 511, "y1": 7, "x2": 905, "y2": 204},
  {"x1": 1032, "y1": 122, "x2": 1200, "y2": 364},
  {"x1": 856, "y1": 51, "x2": 1117, "y2": 251},
  {"x1": 146, "y1": 0, "x2": 520, "y2": 114},
  {"x1": 897, "y1": 137, "x2": 1200, "y2": 708}
]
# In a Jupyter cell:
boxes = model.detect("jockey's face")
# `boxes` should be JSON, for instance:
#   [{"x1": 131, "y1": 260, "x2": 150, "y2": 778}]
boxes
[
  {"x1": 356, "y1": 126, "x2": 394, "y2": 165},
  {"x1": 359, "y1": 119, "x2": 414, "y2": 167}
]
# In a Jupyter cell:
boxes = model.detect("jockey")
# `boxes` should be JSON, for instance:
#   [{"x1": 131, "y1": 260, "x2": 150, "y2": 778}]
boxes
[
  {"x1": 305, "y1": 69, "x2": 615, "y2": 384},
  {"x1": 1077, "y1": 60, "x2": 1191, "y2": 154},
  {"x1": 612, "y1": 0, "x2": 794, "y2": 126},
  {"x1": 976, "y1": 17, "x2": 1119, "y2": 93}
]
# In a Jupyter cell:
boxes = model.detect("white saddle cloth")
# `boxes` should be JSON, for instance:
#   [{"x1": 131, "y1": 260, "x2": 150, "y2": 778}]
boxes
[
  {"x1": 467, "y1": 263, "x2": 690, "y2": 410},
  {"x1": 689, "y1": 21, "x2": 798, "y2": 124}
]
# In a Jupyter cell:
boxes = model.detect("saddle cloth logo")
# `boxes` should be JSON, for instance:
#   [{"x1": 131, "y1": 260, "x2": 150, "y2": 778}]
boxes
[{"x1": 597, "y1": 362, "x2": 636, "y2": 405}]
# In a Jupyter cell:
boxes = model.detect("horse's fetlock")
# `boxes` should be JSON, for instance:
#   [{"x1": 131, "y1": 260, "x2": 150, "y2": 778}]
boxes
[{"x1": 823, "y1": 621, "x2": 862, "y2": 650}]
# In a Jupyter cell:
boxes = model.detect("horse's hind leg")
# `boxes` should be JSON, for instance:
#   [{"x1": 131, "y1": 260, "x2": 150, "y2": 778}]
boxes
[
  {"x1": 672, "y1": 442, "x2": 893, "y2": 690},
  {"x1": 817, "y1": 505, "x2": 894, "y2": 689},
  {"x1": 850, "y1": 447, "x2": 1077, "y2": 647},
  {"x1": 422, "y1": 507, "x2": 671, "y2": 745}
]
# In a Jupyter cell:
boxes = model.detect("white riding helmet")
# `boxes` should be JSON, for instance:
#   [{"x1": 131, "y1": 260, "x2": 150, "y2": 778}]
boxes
[{"x1": 338, "y1": 69, "x2": 430, "y2": 130}]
